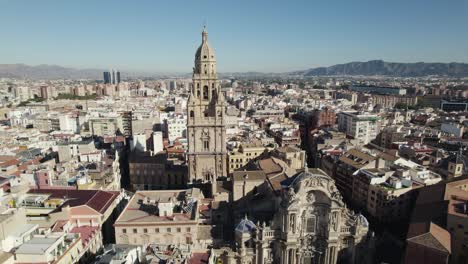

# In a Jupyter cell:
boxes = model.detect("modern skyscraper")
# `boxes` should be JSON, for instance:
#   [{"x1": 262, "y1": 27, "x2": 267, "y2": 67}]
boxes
[
  {"x1": 187, "y1": 28, "x2": 227, "y2": 195},
  {"x1": 103, "y1": 71, "x2": 111, "y2": 84},
  {"x1": 115, "y1": 70, "x2": 121, "y2": 84},
  {"x1": 103, "y1": 69, "x2": 121, "y2": 84}
]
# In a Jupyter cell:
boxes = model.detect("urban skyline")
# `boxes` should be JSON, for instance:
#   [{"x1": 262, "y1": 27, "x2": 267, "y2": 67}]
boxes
[
  {"x1": 1, "y1": 2, "x2": 468, "y2": 264},
  {"x1": 1, "y1": 0, "x2": 468, "y2": 72}
]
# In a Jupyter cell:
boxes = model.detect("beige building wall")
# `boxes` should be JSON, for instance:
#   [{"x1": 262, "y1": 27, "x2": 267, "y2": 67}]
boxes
[
  {"x1": 90, "y1": 117, "x2": 122, "y2": 136},
  {"x1": 448, "y1": 161, "x2": 464, "y2": 178},
  {"x1": 366, "y1": 184, "x2": 414, "y2": 222},
  {"x1": 231, "y1": 171, "x2": 266, "y2": 202},
  {"x1": 115, "y1": 223, "x2": 198, "y2": 245},
  {"x1": 228, "y1": 146, "x2": 266, "y2": 173}
]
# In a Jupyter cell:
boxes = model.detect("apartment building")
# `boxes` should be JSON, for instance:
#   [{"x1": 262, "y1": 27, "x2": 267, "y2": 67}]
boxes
[{"x1": 338, "y1": 112, "x2": 381, "y2": 144}]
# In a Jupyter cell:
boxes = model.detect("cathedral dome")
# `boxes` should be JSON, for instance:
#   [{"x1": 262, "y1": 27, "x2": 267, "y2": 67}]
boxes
[
  {"x1": 195, "y1": 28, "x2": 216, "y2": 64},
  {"x1": 235, "y1": 217, "x2": 257, "y2": 234},
  {"x1": 281, "y1": 169, "x2": 332, "y2": 190}
]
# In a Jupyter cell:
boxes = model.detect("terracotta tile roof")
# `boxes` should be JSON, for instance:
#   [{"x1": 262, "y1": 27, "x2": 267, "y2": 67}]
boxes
[
  {"x1": 258, "y1": 158, "x2": 282, "y2": 175},
  {"x1": 0, "y1": 155, "x2": 16, "y2": 162},
  {"x1": 28, "y1": 189, "x2": 119, "y2": 214},
  {"x1": 116, "y1": 190, "x2": 199, "y2": 224},
  {"x1": 408, "y1": 178, "x2": 468, "y2": 255},
  {"x1": 188, "y1": 252, "x2": 209, "y2": 264},
  {"x1": 407, "y1": 222, "x2": 451, "y2": 253},
  {"x1": 232, "y1": 170, "x2": 266, "y2": 182},
  {"x1": 71, "y1": 226, "x2": 99, "y2": 247},
  {"x1": 339, "y1": 149, "x2": 376, "y2": 168},
  {"x1": 51, "y1": 220, "x2": 69, "y2": 232},
  {"x1": 0, "y1": 159, "x2": 20, "y2": 168},
  {"x1": 378, "y1": 152, "x2": 398, "y2": 162}
]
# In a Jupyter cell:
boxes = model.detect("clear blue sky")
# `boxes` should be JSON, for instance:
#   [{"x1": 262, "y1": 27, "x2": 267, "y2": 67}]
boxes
[{"x1": 1, "y1": 0, "x2": 467, "y2": 73}]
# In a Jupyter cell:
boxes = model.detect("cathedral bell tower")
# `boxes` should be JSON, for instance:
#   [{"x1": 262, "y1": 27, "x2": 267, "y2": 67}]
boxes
[{"x1": 187, "y1": 28, "x2": 227, "y2": 195}]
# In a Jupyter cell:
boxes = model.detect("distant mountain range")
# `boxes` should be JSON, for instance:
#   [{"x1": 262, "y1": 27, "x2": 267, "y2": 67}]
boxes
[
  {"x1": 292, "y1": 60, "x2": 468, "y2": 77},
  {"x1": 0, "y1": 64, "x2": 103, "y2": 80},
  {"x1": 1, "y1": 60, "x2": 468, "y2": 80}
]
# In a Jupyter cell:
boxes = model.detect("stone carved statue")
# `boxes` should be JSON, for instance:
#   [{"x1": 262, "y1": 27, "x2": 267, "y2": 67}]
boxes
[
  {"x1": 330, "y1": 211, "x2": 339, "y2": 231},
  {"x1": 287, "y1": 187, "x2": 296, "y2": 205}
]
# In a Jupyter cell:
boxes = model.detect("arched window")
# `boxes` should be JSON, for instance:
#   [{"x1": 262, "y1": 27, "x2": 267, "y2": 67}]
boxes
[
  {"x1": 190, "y1": 111, "x2": 194, "y2": 118},
  {"x1": 203, "y1": 86, "x2": 209, "y2": 100}
]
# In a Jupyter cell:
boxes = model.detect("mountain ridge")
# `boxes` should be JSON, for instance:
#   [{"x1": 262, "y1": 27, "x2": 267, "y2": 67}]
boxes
[
  {"x1": 292, "y1": 60, "x2": 468, "y2": 77},
  {"x1": 1, "y1": 60, "x2": 468, "y2": 79}
]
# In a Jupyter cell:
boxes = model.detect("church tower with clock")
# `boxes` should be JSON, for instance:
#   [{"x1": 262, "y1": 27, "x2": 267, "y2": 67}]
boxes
[{"x1": 187, "y1": 28, "x2": 227, "y2": 194}]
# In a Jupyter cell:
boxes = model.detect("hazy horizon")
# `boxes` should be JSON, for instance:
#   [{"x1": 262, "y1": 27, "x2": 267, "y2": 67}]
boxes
[{"x1": 2, "y1": 0, "x2": 467, "y2": 72}]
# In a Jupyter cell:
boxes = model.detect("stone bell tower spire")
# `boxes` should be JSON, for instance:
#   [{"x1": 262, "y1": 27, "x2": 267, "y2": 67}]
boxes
[{"x1": 187, "y1": 28, "x2": 227, "y2": 196}]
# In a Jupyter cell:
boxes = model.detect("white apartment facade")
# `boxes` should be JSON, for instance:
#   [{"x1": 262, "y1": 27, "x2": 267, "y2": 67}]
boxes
[{"x1": 338, "y1": 111, "x2": 380, "y2": 144}]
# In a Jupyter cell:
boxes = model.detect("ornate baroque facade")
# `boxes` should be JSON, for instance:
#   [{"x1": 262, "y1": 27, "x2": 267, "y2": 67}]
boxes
[
  {"x1": 187, "y1": 28, "x2": 227, "y2": 193},
  {"x1": 231, "y1": 171, "x2": 370, "y2": 264}
]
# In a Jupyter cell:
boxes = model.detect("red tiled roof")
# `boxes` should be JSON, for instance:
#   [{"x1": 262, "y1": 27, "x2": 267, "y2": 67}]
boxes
[
  {"x1": 71, "y1": 226, "x2": 99, "y2": 246},
  {"x1": 188, "y1": 252, "x2": 209, "y2": 264},
  {"x1": 52, "y1": 220, "x2": 69, "y2": 232},
  {"x1": 28, "y1": 189, "x2": 119, "y2": 214},
  {"x1": 0, "y1": 159, "x2": 20, "y2": 168},
  {"x1": 0, "y1": 155, "x2": 16, "y2": 162},
  {"x1": 407, "y1": 222, "x2": 451, "y2": 253}
]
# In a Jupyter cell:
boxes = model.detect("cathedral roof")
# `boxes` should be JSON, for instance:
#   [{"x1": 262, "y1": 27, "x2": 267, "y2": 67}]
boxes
[
  {"x1": 235, "y1": 217, "x2": 257, "y2": 234},
  {"x1": 281, "y1": 168, "x2": 330, "y2": 189}
]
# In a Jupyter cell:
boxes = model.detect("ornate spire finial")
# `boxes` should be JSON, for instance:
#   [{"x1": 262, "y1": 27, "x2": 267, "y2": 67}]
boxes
[{"x1": 201, "y1": 24, "x2": 208, "y2": 42}]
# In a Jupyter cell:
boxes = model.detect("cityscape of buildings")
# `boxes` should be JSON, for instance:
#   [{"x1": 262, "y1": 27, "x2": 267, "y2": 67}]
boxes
[{"x1": 0, "y1": 28, "x2": 467, "y2": 264}]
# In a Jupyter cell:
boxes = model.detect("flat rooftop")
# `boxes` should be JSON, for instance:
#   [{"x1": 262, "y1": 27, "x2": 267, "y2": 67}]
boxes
[
  {"x1": 15, "y1": 236, "x2": 61, "y2": 255},
  {"x1": 115, "y1": 189, "x2": 203, "y2": 225}
]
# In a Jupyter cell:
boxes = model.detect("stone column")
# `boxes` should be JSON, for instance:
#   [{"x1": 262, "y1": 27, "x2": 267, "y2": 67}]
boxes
[
  {"x1": 290, "y1": 249, "x2": 295, "y2": 264},
  {"x1": 324, "y1": 248, "x2": 329, "y2": 264},
  {"x1": 330, "y1": 247, "x2": 336, "y2": 264}
]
